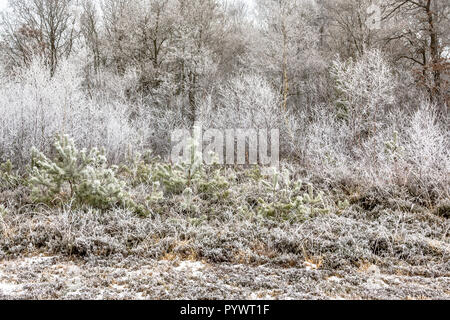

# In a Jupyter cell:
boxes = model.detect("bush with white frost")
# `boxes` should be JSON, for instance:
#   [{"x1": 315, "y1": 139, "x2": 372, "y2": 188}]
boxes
[
  {"x1": 209, "y1": 73, "x2": 284, "y2": 129},
  {"x1": 29, "y1": 135, "x2": 133, "y2": 210},
  {"x1": 401, "y1": 105, "x2": 449, "y2": 200},
  {"x1": 0, "y1": 59, "x2": 151, "y2": 166},
  {"x1": 332, "y1": 49, "x2": 395, "y2": 139},
  {"x1": 0, "y1": 53, "x2": 447, "y2": 209}
]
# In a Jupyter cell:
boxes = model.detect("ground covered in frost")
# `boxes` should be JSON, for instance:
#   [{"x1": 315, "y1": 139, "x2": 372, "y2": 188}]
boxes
[
  {"x1": 0, "y1": 254, "x2": 448, "y2": 300},
  {"x1": 0, "y1": 200, "x2": 448, "y2": 300},
  {"x1": 0, "y1": 152, "x2": 449, "y2": 300}
]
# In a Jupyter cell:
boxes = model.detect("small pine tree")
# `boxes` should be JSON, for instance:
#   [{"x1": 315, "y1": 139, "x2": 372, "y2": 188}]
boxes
[
  {"x1": 0, "y1": 160, "x2": 21, "y2": 190},
  {"x1": 29, "y1": 135, "x2": 133, "y2": 210},
  {"x1": 153, "y1": 137, "x2": 204, "y2": 195},
  {"x1": 257, "y1": 171, "x2": 330, "y2": 222}
]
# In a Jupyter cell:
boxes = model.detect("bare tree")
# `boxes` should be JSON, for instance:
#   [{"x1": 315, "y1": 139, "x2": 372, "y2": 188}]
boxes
[
  {"x1": 170, "y1": 0, "x2": 225, "y2": 124},
  {"x1": 254, "y1": 0, "x2": 326, "y2": 110},
  {"x1": 324, "y1": 0, "x2": 380, "y2": 58},
  {"x1": 383, "y1": 0, "x2": 450, "y2": 110},
  {"x1": 1, "y1": 0, "x2": 77, "y2": 76},
  {"x1": 102, "y1": 0, "x2": 177, "y2": 93},
  {"x1": 80, "y1": 0, "x2": 101, "y2": 73}
]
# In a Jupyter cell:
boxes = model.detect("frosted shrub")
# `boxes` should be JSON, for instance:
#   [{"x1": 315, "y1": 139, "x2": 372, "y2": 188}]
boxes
[
  {"x1": 305, "y1": 108, "x2": 351, "y2": 168},
  {"x1": 0, "y1": 59, "x2": 82, "y2": 165},
  {"x1": 197, "y1": 169, "x2": 230, "y2": 202},
  {"x1": 154, "y1": 162, "x2": 193, "y2": 195},
  {"x1": 200, "y1": 73, "x2": 285, "y2": 129},
  {"x1": 384, "y1": 131, "x2": 404, "y2": 160},
  {"x1": 343, "y1": 103, "x2": 449, "y2": 204},
  {"x1": 181, "y1": 187, "x2": 198, "y2": 213},
  {"x1": 282, "y1": 106, "x2": 354, "y2": 182},
  {"x1": 256, "y1": 170, "x2": 330, "y2": 222},
  {"x1": 153, "y1": 139, "x2": 232, "y2": 213},
  {"x1": 197, "y1": 73, "x2": 300, "y2": 158},
  {"x1": 29, "y1": 135, "x2": 133, "y2": 210},
  {"x1": 402, "y1": 105, "x2": 449, "y2": 200},
  {"x1": 154, "y1": 137, "x2": 202, "y2": 195},
  {"x1": 332, "y1": 49, "x2": 395, "y2": 139},
  {"x1": 144, "y1": 103, "x2": 191, "y2": 156},
  {"x1": 0, "y1": 58, "x2": 148, "y2": 166}
]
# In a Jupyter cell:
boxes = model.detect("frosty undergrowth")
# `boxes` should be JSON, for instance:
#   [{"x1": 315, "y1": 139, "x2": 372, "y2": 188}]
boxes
[{"x1": 2, "y1": 135, "x2": 338, "y2": 223}]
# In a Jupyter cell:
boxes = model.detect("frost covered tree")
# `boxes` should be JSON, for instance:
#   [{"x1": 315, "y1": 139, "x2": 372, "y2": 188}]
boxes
[
  {"x1": 323, "y1": 0, "x2": 380, "y2": 58},
  {"x1": 254, "y1": 0, "x2": 327, "y2": 110},
  {"x1": 102, "y1": 0, "x2": 176, "y2": 88},
  {"x1": 382, "y1": 0, "x2": 450, "y2": 111},
  {"x1": 332, "y1": 49, "x2": 395, "y2": 140},
  {"x1": 1, "y1": 0, "x2": 78, "y2": 75},
  {"x1": 80, "y1": 0, "x2": 102, "y2": 74}
]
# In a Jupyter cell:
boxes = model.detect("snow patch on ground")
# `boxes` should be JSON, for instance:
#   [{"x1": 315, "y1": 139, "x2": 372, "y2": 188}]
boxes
[
  {"x1": 174, "y1": 260, "x2": 208, "y2": 278},
  {"x1": 0, "y1": 282, "x2": 23, "y2": 295},
  {"x1": 0, "y1": 255, "x2": 448, "y2": 300}
]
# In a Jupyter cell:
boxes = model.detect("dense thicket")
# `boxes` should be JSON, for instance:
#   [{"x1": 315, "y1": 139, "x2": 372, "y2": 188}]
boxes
[{"x1": 0, "y1": 0, "x2": 448, "y2": 202}]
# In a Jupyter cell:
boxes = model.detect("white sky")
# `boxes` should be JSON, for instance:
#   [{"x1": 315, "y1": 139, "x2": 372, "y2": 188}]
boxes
[{"x1": 0, "y1": 0, "x2": 256, "y2": 12}]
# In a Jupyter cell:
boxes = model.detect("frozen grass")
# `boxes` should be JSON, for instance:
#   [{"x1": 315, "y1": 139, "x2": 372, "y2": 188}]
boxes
[
  {"x1": 1, "y1": 202, "x2": 448, "y2": 271},
  {"x1": 0, "y1": 254, "x2": 449, "y2": 300},
  {"x1": 0, "y1": 156, "x2": 448, "y2": 299},
  {"x1": 0, "y1": 201, "x2": 448, "y2": 300},
  {"x1": 0, "y1": 129, "x2": 449, "y2": 295}
]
